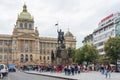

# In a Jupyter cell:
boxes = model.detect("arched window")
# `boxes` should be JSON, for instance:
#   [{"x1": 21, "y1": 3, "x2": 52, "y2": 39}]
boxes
[
  {"x1": 20, "y1": 54, "x2": 24, "y2": 62},
  {"x1": 24, "y1": 23, "x2": 27, "y2": 29},
  {"x1": 29, "y1": 24, "x2": 32, "y2": 29},
  {"x1": 30, "y1": 54, "x2": 33, "y2": 61},
  {"x1": 20, "y1": 23, "x2": 23, "y2": 28},
  {"x1": 25, "y1": 54, "x2": 28, "y2": 62}
]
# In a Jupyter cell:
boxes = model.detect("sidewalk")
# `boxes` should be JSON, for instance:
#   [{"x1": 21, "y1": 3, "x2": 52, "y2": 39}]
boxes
[{"x1": 25, "y1": 71, "x2": 120, "y2": 80}]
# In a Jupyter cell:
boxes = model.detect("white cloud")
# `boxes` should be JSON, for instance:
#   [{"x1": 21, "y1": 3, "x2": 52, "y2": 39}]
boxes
[{"x1": 0, "y1": 0, "x2": 120, "y2": 48}]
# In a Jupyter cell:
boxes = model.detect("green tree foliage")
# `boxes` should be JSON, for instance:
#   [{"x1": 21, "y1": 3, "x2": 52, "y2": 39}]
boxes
[
  {"x1": 104, "y1": 37, "x2": 120, "y2": 61},
  {"x1": 71, "y1": 48, "x2": 77, "y2": 62},
  {"x1": 104, "y1": 37, "x2": 120, "y2": 71},
  {"x1": 75, "y1": 48, "x2": 85, "y2": 64},
  {"x1": 84, "y1": 45, "x2": 99, "y2": 64},
  {"x1": 74, "y1": 44, "x2": 99, "y2": 64}
]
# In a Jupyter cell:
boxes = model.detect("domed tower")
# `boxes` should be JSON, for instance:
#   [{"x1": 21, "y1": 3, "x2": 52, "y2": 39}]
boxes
[
  {"x1": 65, "y1": 30, "x2": 74, "y2": 38},
  {"x1": 65, "y1": 29, "x2": 76, "y2": 48},
  {"x1": 13, "y1": 3, "x2": 39, "y2": 36}
]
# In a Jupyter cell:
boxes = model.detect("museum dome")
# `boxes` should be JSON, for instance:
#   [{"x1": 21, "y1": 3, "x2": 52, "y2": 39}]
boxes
[
  {"x1": 18, "y1": 4, "x2": 33, "y2": 20},
  {"x1": 65, "y1": 30, "x2": 73, "y2": 37}
]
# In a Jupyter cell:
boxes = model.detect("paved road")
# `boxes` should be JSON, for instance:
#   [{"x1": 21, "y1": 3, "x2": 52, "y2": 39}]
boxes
[{"x1": 1, "y1": 72, "x2": 65, "y2": 80}]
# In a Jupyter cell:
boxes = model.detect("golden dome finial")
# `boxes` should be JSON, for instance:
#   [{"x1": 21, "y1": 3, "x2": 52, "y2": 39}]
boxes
[{"x1": 23, "y1": 2, "x2": 27, "y2": 12}]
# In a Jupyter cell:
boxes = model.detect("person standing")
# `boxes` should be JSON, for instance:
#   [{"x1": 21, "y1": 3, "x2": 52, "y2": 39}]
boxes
[
  {"x1": 101, "y1": 64, "x2": 105, "y2": 74},
  {"x1": 71, "y1": 65, "x2": 75, "y2": 75},
  {"x1": 105, "y1": 64, "x2": 111, "y2": 78}
]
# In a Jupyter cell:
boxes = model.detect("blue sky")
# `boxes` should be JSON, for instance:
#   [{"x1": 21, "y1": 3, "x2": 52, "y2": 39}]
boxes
[{"x1": 0, "y1": 0, "x2": 120, "y2": 48}]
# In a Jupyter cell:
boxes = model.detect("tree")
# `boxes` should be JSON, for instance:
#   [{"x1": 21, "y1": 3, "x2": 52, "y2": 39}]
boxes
[
  {"x1": 70, "y1": 48, "x2": 77, "y2": 62},
  {"x1": 104, "y1": 37, "x2": 120, "y2": 71},
  {"x1": 74, "y1": 44, "x2": 99, "y2": 65},
  {"x1": 83, "y1": 45, "x2": 99, "y2": 65},
  {"x1": 76, "y1": 48, "x2": 85, "y2": 64}
]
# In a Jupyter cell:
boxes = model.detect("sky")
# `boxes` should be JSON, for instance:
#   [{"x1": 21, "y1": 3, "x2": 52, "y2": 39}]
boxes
[{"x1": 0, "y1": 0, "x2": 120, "y2": 48}]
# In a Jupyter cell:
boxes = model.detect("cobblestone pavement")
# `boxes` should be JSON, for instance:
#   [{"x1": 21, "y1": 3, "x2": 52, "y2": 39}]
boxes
[{"x1": 25, "y1": 71, "x2": 120, "y2": 80}]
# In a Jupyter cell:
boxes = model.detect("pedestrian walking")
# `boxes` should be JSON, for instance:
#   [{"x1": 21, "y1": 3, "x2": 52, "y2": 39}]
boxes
[{"x1": 78, "y1": 65, "x2": 80, "y2": 74}]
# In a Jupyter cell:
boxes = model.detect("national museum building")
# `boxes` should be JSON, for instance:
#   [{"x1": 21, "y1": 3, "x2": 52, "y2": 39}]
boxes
[{"x1": 0, "y1": 4, "x2": 76, "y2": 66}]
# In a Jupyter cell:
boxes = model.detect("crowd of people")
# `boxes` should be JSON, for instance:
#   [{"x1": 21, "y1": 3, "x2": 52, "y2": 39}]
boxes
[
  {"x1": 19, "y1": 64, "x2": 91, "y2": 75},
  {"x1": 19, "y1": 63, "x2": 115, "y2": 78}
]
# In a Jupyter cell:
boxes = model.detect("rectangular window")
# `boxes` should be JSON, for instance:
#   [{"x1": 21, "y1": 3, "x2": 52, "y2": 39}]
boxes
[
  {"x1": 14, "y1": 40, "x2": 16, "y2": 44},
  {"x1": 98, "y1": 48, "x2": 103, "y2": 53},
  {"x1": 40, "y1": 42, "x2": 42, "y2": 47},
  {"x1": 98, "y1": 42, "x2": 103, "y2": 46},
  {"x1": 40, "y1": 49, "x2": 42, "y2": 54},
  {"x1": 104, "y1": 26, "x2": 109, "y2": 31},
  {"x1": 4, "y1": 55, "x2": 7, "y2": 59},
  {"x1": 70, "y1": 44, "x2": 72, "y2": 48},
  {"x1": 20, "y1": 48, "x2": 24, "y2": 52},
  {"x1": 0, "y1": 48, "x2": 3, "y2": 52},
  {"x1": 30, "y1": 47, "x2": 32, "y2": 52},
  {"x1": 0, "y1": 55, "x2": 2, "y2": 59},
  {"x1": 51, "y1": 43, "x2": 53, "y2": 47},
  {"x1": 9, "y1": 48, "x2": 12, "y2": 53},
  {"x1": 44, "y1": 43, "x2": 46, "y2": 47},
  {"x1": 44, "y1": 49, "x2": 45, "y2": 54},
  {"x1": 0, "y1": 40, "x2": 3, "y2": 45},
  {"x1": 4, "y1": 48, "x2": 7, "y2": 52},
  {"x1": 36, "y1": 48, "x2": 38, "y2": 52},
  {"x1": 9, "y1": 55, "x2": 12, "y2": 60},
  {"x1": 14, "y1": 48, "x2": 16, "y2": 52},
  {"x1": 47, "y1": 50, "x2": 49, "y2": 54},
  {"x1": 4, "y1": 40, "x2": 7, "y2": 45},
  {"x1": 109, "y1": 25, "x2": 113, "y2": 29},
  {"x1": 47, "y1": 43, "x2": 49, "y2": 47}
]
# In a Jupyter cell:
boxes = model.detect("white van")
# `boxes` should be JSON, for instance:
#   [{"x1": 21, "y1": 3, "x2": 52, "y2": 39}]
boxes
[{"x1": 0, "y1": 64, "x2": 8, "y2": 76}]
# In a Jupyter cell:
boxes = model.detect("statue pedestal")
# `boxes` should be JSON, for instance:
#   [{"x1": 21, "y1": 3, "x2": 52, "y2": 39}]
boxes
[{"x1": 55, "y1": 48, "x2": 72, "y2": 65}]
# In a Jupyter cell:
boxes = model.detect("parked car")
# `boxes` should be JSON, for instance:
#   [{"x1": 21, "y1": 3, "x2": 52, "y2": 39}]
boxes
[
  {"x1": 0, "y1": 64, "x2": 8, "y2": 76},
  {"x1": 8, "y1": 64, "x2": 16, "y2": 72}
]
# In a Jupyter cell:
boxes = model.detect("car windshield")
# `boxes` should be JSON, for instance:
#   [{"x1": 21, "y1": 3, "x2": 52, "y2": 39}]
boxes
[{"x1": 0, "y1": 65, "x2": 4, "y2": 69}]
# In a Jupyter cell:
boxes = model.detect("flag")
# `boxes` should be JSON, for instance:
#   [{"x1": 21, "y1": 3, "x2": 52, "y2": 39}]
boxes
[{"x1": 55, "y1": 23, "x2": 58, "y2": 26}]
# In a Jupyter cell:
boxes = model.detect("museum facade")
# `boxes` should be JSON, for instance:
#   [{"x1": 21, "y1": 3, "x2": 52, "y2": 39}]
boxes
[{"x1": 0, "y1": 4, "x2": 76, "y2": 66}]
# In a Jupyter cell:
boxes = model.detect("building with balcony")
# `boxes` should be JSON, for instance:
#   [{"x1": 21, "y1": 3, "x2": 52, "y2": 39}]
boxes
[{"x1": 93, "y1": 13, "x2": 120, "y2": 54}]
